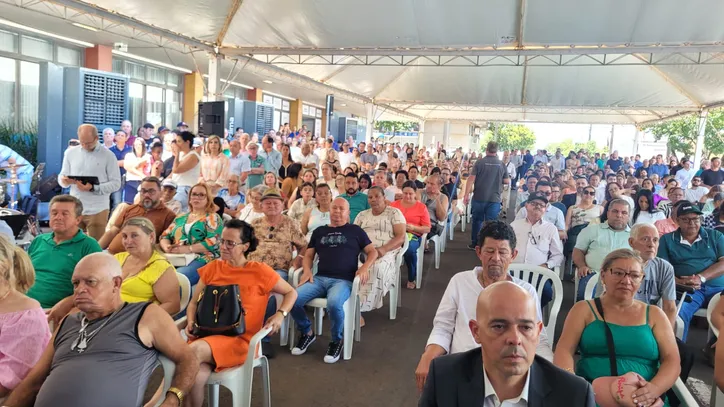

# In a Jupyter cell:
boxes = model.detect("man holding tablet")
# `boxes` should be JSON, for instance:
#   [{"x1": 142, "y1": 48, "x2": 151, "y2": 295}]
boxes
[{"x1": 59, "y1": 123, "x2": 121, "y2": 240}]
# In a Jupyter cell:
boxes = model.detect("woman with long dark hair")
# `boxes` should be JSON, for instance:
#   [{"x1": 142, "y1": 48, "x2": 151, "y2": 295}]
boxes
[{"x1": 632, "y1": 189, "x2": 666, "y2": 225}]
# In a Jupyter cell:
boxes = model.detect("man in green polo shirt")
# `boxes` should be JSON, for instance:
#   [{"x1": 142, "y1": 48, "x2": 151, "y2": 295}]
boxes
[
  {"x1": 573, "y1": 198, "x2": 632, "y2": 301},
  {"x1": 27, "y1": 195, "x2": 101, "y2": 316},
  {"x1": 658, "y1": 201, "x2": 724, "y2": 341},
  {"x1": 339, "y1": 172, "x2": 370, "y2": 223}
]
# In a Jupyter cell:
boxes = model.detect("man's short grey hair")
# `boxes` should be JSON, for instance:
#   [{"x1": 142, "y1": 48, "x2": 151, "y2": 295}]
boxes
[
  {"x1": 250, "y1": 184, "x2": 269, "y2": 196},
  {"x1": 608, "y1": 198, "x2": 631, "y2": 211},
  {"x1": 630, "y1": 223, "x2": 658, "y2": 240}
]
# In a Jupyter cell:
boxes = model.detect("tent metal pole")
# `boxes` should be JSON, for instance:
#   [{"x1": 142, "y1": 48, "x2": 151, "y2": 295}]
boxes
[{"x1": 694, "y1": 110, "x2": 708, "y2": 166}]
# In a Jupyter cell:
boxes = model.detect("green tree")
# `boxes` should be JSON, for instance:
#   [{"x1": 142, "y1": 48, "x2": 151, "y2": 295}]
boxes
[
  {"x1": 484, "y1": 123, "x2": 536, "y2": 151},
  {"x1": 545, "y1": 139, "x2": 607, "y2": 155},
  {"x1": 643, "y1": 109, "x2": 724, "y2": 157},
  {"x1": 374, "y1": 120, "x2": 417, "y2": 133}
]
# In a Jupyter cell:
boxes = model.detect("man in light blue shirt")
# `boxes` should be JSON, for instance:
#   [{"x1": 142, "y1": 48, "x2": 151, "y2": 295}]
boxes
[
  {"x1": 573, "y1": 198, "x2": 632, "y2": 301},
  {"x1": 228, "y1": 139, "x2": 250, "y2": 187},
  {"x1": 259, "y1": 135, "x2": 282, "y2": 174}
]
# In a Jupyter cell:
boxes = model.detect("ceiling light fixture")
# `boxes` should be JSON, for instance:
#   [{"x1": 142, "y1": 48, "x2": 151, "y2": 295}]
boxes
[
  {"x1": 340, "y1": 103, "x2": 347, "y2": 107},
  {"x1": 0, "y1": 18, "x2": 94, "y2": 47},
  {"x1": 71, "y1": 22, "x2": 99, "y2": 32},
  {"x1": 263, "y1": 79, "x2": 273, "y2": 84},
  {"x1": 112, "y1": 50, "x2": 192, "y2": 73},
  {"x1": 201, "y1": 74, "x2": 254, "y2": 90}
]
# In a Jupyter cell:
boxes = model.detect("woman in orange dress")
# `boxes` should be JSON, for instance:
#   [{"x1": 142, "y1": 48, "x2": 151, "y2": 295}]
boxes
[{"x1": 184, "y1": 219, "x2": 297, "y2": 407}]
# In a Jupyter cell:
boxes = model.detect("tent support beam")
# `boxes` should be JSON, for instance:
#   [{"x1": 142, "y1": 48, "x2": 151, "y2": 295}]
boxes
[
  {"x1": 636, "y1": 55, "x2": 703, "y2": 106},
  {"x1": 517, "y1": 0, "x2": 526, "y2": 47},
  {"x1": 373, "y1": 66, "x2": 412, "y2": 99},
  {"x1": 45, "y1": 0, "x2": 215, "y2": 51},
  {"x1": 694, "y1": 110, "x2": 708, "y2": 166},
  {"x1": 520, "y1": 56, "x2": 529, "y2": 106},
  {"x1": 319, "y1": 64, "x2": 351, "y2": 83},
  {"x1": 216, "y1": 0, "x2": 245, "y2": 45}
]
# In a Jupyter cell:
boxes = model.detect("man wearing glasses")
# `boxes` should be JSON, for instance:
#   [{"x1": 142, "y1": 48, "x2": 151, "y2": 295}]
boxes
[
  {"x1": 515, "y1": 181, "x2": 566, "y2": 240},
  {"x1": 658, "y1": 201, "x2": 724, "y2": 341},
  {"x1": 510, "y1": 192, "x2": 564, "y2": 308},
  {"x1": 97, "y1": 177, "x2": 177, "y2": 254}
]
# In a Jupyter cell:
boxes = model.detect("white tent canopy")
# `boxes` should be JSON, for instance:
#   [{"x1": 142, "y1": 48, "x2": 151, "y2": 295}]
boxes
[{"x1": 2, "y1": 0, "x2": 724, "y2": 124}]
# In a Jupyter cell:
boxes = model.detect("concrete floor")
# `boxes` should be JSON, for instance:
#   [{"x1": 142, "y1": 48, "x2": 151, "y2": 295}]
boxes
[{"x1": 146, "y1": 197, "x2": 715, "y2": 407}]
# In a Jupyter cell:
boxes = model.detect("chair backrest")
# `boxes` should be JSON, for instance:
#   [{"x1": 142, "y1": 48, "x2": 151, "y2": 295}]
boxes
[
  {"x1": 176, "y1": 272, "x2": 192, "y2": 317},
  {"x1": 583, "y1": 273, "x2": 601, "y2": 301},
  {"x1": 507, "y1": 264, "x2": 563, "y2": 335},
  {"x1": 396, "y1": 237, "x2": 409, "y2": 269},
  {"x1": 707, "y1": 292, "x2": 721, "y2": 338}
]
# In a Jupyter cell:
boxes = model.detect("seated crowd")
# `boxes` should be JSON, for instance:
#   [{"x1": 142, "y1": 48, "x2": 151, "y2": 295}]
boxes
[{"x1": 2, "y1": 124, "x2": 724, "y2": 406}]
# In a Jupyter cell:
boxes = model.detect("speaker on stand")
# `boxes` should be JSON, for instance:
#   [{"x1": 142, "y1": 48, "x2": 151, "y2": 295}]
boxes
[{"x1": 198, "y1": 101, "x2": 225, "y2": 137}]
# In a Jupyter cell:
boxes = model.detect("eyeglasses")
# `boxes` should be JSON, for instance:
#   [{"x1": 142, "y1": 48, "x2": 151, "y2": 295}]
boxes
[
  {"x1": 608, "y1": 268, "x2": 644, "y2": 283},
  {"x1": 139, "y1": 188, "x2": 158, "y2": 195},
  {"x1": 582, "y1": 190, "x2": 595, "y2": 196},
  {"x1": 527, "y1": 202, "x2": 546, "y2": 209},
  {"x1": 538, "y1": 191, "x2": 552, "y2": 196},
  {"x1": 190, "y1": 193, "x2": 207, "y2": 198},
  {"x1": 267, "y1": 226, "x2": 275, "y2": 240},
  {"x1": 678, "y1": 216, "x2": 701, "y2": 225},
  {"x1": 221, "y1": 239, "x2": 244, "y2": 248}
]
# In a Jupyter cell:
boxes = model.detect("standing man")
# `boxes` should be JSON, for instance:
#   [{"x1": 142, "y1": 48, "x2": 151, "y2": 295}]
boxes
[
  {"x1": 419, "y1": 282, "x2": 594, "y2": 407},
  {"x1": 259, "y1": 135, "x2": 282, "y2": 174},
  {"x1": 463, "y1": 142, "x2": 509, "y2": 250},
  {"x1": 298, "y1": 143, "x2": 319, "y2": 170},
  {"x1": 549, "y1": 149, "x2": 565, "y2": 173},
  {"x1": 650, "y1": 155, "x2": 670, "y2": 179},
  {"x1": 108, "y1": 131, "x2": 131, "y2": 212},
  {"x1": 228, "y1": 139, "x2": 251, "y2": 188},
  {"x1": 120, "y1": 119, "x2": 133, "y2": 146},
  {"x1": 59, "y1": 124, "x2": 122, "y2": 240},
  {"x1": 675, "y1": 158, "x2": 696, "y2": 189},
  {"x1": 701, "y1": 156, "x2": 724, "y2": 188},
  {"x1": 607, "y1": 150, "x2": 623, "y2": 172}
]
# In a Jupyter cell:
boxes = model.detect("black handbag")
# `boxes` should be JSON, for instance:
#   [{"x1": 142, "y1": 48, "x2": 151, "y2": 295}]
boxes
[{"x1": 191, "y1": 284, "x2": 246, "y2": 337}]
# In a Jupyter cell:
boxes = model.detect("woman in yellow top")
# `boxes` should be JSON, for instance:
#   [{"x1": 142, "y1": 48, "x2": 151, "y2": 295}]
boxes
[{"x1": 115, "y1": 216, "x2": 181, "y2": 315}]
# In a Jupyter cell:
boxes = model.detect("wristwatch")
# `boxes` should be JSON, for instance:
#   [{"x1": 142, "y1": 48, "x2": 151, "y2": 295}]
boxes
[
  {"x1": 167, "y1": 387, "x2": 185, "y2": 404},
  {"x1": 699, "y1": 275, "x2": 707, "y2": 284},
  {"x1": 278, "y1": 309, "x2": 288, "y2": 317}
]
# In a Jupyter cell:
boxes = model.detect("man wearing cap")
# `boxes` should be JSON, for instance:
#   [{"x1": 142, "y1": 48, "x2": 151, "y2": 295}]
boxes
[
  {"x1": 658, "y1": 201, "x2": 724, "y2": 341},
  {"x1": 161, "y1": 179, "x2": 182, "y2": 214},
  {"x1": 176, "y1": 121, "x2": 189, "y2": 132},
  {"x1": 248, "y1": 187, "x2": 307, "y2": 356},
  {"x1": 573, "y1": 198, "x2": 631, "y2": 301},
  {"x1": 97, "y1": 177, "x2": 176, "y2": 254},
  {"x1": 510, "y1": 192, "x2": 564, "y2": 308}
]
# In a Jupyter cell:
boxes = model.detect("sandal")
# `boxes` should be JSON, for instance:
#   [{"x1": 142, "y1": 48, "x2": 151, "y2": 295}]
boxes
[{"x1": 406, "y1": 281, "x2": 416, "y2": 289}]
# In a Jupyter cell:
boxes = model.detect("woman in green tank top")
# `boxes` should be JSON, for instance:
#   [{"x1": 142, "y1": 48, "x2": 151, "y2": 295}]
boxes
[{"x1": 552, "y1": 249, "x2": 680, "y2": 407}]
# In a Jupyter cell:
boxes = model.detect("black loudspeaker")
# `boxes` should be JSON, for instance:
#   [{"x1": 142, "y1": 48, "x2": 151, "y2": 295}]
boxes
[{"x1": 198, "y1": 101, "x2": 225, "y2": 137}]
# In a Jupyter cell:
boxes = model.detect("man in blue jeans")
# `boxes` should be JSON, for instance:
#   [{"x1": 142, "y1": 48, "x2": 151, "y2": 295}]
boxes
[
  {"x1": 658, "y1": 201, "x2": 724, "y2": 341},
  {"x1": 290, "y1": 198, "x2": 378, "y2": 363},
  {"x1": 463, "y1": 141, "x2": 510, "y2": 250}
]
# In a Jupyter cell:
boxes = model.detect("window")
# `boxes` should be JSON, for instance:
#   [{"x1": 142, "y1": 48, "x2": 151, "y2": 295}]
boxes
[
  {"x1": 112, "y1": 59, "x2": 123, "y2": 74},
  {"x1": 146, "y1": 66, "x2": 166, "y2": 84},
  {"x1": 126, "y1": 61, "x2": 145, "y2": 81},
  {"x1": 167, "y1": 72, "x2": 180, "y2": 87},
  {"x1": 165, "y1": 89, "x2": 181, "y2": 128},
  {"x1": 129, "y1": 82, "x2": 144, "y2": 130},
  {"x1": 57, "y1": 47, "x2": 80, "y2": 66},
  {"x1": 262, "y1": 93, "x2": 290, "y2": 130},
  {"x1": 20, "y1": 36, "x2": 52, "y2": 60},
  {"x1": 0, "y1": 30, "x2": 17, "y2": 53},
  {"x1": 0, "y1": 57, "x2": 16, "y2": 125},
  {"x1": 146, "y1": 86, "x2": 164, "y2": 127},
  {"x1": 19, "y1": 61, "x2": 39, "y2": 128}
]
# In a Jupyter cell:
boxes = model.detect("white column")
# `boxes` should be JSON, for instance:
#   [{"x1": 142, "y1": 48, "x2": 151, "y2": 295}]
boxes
[
  {"x1": 207, "y1": 53, "x2": 222, "y2": 101},
  {"x1": 418, "y1": 120, "x2": 425, "y2": 147},
  {"x1": 365, "y1": 103, "x2": 374, "y2": 145},
  {"x1": 633, "y1": 128, "x2": 642, "y2": 155},
  {"x1": 443, "y1": 120, "x2": 451, "y2": 149},
  {"x1": 694, "y1": 110, "x2": 708, "y2": 166}
]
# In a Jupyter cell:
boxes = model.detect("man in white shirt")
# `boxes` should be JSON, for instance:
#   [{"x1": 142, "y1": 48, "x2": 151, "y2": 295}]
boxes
[
  {"x1": 58, "y1": 123, "x2": 122, "y2": 240},
  {"x1": 589, "y1": 173, "x2": 606, "y2": 204},
  {"x1": 339, "y1": 142, "x2": 354, "y2": 170},
  {"x1": 298, "y1": 143, "x2": 319, "y2": 170},
  {"x1": 373, "y1": 170, "x2": 396, "y2": 202},
  {"x1": 228, "y1": 140, "x2": 251, "y2": 187},
  {"x1": 289, "y1": 138, "x2": 302, "y2": 162},
  {"x1": 514, "y1": 182, "x2": 566, "y2": 238},
  {"x1": 674, "y1": 158, "x2": 696, "y2": 189},
  {"x1": 511, "y1": 192, "x2": 564, "y2": 308},
  {"x1": 414, "y1": 220, "x2": 554, "y2": 393},
  {"x1": 549, "y1": 149, "x2": 565, "y2": 172},
  {"x1": 684, "y1": 176, "x2": 709, "y2": 203}
]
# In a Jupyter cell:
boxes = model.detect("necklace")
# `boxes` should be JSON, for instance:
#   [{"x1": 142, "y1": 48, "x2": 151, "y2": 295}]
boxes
[
  {"x1": 0, "y1": 288, "x2": 11, "y2": 302},
  {"x1": 70, "y1": 304, "x2": 125, "y2": 353}
]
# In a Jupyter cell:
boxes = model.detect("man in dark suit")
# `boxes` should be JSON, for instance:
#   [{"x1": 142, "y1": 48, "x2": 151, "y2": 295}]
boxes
[{"x1": 419, "y1": 281, "x2": 594, "y2": 407}]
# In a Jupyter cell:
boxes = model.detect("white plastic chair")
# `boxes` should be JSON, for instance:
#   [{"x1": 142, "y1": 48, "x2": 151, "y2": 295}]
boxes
[
  {"x1": 415, "y1": 233, "x2": 428, "y2": 289},
  {"x1": 707, "y1": 293, "x2": 722, "y2": 407},
  {"x1": 671, "y1": 377, "x2": 701, "y2": 407},
  {"x1": 507, "y1": 264, "x2": 563, "y2": 335},
  {"x1": 289, "y1": 270, "x2": 362, "y2": 360},
  {"x1": 582, "y1": 273, "x2": 600, "y2": 301},
  {"x1": 155, "y1": 325, "x2": 272, "y2": 407},
  {"x1": 175, "y1": 272, "x2": 192, "y2": 317},
  {"x1": 674, "y1": 292, "x2": 711, "y2": 340},
  {"x1": 390, "y1": 237, "x2": 409, "y2": 320},
  {"x1": 428, "y1": 226, "x2": 444, "y2": 270}
]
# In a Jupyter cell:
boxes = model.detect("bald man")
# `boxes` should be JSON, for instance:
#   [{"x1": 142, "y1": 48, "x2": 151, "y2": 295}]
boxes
[
  {"x1": 6, "y1": 253, "x2": 198, "y2": 407},
  {"x1": 290, "y1": 197, "x2": 378, "y2": 363},
  {"x1": 420, "y1": 282, "x2": 595, "y2": 407},
  {"x1": 59, "y1": 124, "x2": 122, "y2": 240}
]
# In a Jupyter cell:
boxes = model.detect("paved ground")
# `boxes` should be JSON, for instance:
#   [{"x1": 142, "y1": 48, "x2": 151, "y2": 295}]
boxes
[{"x1": 145, "y1": 197, "x2": 714, "y2": 406}]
